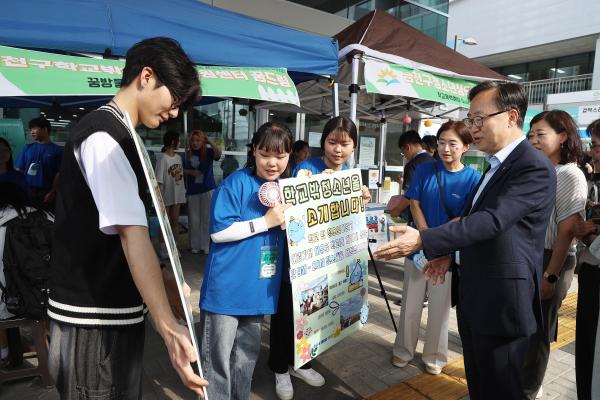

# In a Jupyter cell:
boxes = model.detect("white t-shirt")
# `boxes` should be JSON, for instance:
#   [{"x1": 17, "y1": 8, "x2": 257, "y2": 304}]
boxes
[
  {"x1": 155, "y1": 153, "x2": 186, "y2": 206},
  {"x1": 77, "y1": 131, "x2": 148, "y2": 235},
  {"x1": 545, "y1": 162, "x2": 587, "y2": 254}
]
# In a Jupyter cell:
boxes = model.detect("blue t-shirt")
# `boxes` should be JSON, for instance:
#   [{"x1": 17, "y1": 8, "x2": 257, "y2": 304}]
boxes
[
  {"x1": 405, "y1": 160, "x2": 481, "y2": 258},
  {"x1": 200, "y1": 168, "x2": 285, "y2": 315},
  {"x1": 183, "y1": 148, "x2": 216, "y2": 195},
  {"x1": 0, "y1": 170, "x2": 28, "y2": 194},
  {"x1": 14, "y1": 142, "x2": 63, "y2": 190},
  {"x1": 292, "y1": 156, "x2": 348, "y2": 177}
]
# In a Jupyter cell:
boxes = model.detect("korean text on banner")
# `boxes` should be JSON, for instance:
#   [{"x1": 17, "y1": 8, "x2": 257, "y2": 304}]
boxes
[
  {"x1": 279, "y1": 169, "x2": 370, "y2": 369},
  {"x1": 364, "y1": 59, "x2": 476, "y2": 108},
  {"x1": 0, "y1": 46, "x2": 300, "y2": 106}
]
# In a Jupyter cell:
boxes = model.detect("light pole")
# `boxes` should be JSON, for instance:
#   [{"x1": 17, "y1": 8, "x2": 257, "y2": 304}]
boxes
[{"x1": 453, "y1": 34, "x2": 478, "y2": 51}]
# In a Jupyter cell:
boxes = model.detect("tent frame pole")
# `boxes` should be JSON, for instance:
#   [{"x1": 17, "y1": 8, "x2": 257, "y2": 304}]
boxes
[
  {"x1": 378, "y1": 116, "x2": 387, "y2": 203},
  {"x1": 349, "y1": 55, "x2": 360, "y2": 124},
  {"x1": 332, "y1": 82, "x2": 339, "y2": 117}
]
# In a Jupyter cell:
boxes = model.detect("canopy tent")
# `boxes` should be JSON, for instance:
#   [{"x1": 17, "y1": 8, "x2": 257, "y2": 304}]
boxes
[
  {"x1": 0, "y1": 0, "x2": 338, "y2": 78},
  {"x1": 258, "y1": 10, "x2": 504, "y2": 199},
  {"x1": 260, "y1": 10, "x2": 504, "y2": 122},
  {"x1": 0, "y1": 0, "x2": 339, "y2": 108},
  {"x1": 0, "y1": 46, "x2": 300, "y2": 107}
]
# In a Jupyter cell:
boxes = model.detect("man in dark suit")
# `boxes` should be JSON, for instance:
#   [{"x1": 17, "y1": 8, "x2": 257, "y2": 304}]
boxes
[{"x1": 374, "y1": 81, "x2": 556, "y2": 399}]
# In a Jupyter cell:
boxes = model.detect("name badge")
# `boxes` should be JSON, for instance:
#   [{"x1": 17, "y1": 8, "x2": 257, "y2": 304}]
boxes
[
  {"x1": 259, "y1": 245, "x2": 278, "y2": 279},
  {"x1": 27, "y1": 162, "x2": 39, "y2": 176},
  {"x1": 413, "y1": 250, "x2": 428, "y2": 272}
]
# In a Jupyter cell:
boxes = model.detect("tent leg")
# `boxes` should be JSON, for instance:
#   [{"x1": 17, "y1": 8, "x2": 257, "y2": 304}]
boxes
[
  {"x1": 332, "y1": 82, "x2": 339, "y2": 117},
  {"x1": 183, "y1": 110, "x2": 189, "y2": 146},
  {"x1": 349, "y1": 55, "x2": 361, "y2": 167},
  {"x1": 378, "y1": 117, "x2": 387, "y2": 203}
]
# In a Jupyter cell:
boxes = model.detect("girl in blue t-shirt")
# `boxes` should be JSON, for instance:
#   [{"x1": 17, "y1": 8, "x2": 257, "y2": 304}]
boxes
[
  {"x1": 392, "y1": 121, "x2": 481, "y2": 375},
  {"x1": 183, "y1": 129, "x2": 221, "y2": 254},
  {"x1": 269, "y1": 116, "x2": 371, "y2": 399},
  {"x1": 199, "y1": 122, "x2": 292, "y2": 400}
]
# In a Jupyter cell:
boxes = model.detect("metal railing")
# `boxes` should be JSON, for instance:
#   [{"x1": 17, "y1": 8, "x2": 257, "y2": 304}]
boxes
[{"x1": 522, "y1": 74, "x2": 593, "y2": 104}]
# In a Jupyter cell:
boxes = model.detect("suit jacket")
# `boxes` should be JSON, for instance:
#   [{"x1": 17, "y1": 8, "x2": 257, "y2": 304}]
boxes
[{"x1": 421, "y1": 140, "x2": 556, "y2": 338}]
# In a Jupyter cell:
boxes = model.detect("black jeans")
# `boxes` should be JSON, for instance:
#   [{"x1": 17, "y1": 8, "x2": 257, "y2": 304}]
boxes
[
  {"x1": 576, "y1": 264, "x2": 600, "y2": 400},
  {"x1": 268, "y1": 280, "x2": 311, "y2": 373},
  {"x1": 48, "y1": 320, "x2": 145, "y2": 400}
]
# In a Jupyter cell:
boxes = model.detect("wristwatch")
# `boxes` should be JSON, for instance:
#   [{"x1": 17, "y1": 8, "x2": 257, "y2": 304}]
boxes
[{"x1": 543, "y1": 271, "x2": 559, "y2": 284}]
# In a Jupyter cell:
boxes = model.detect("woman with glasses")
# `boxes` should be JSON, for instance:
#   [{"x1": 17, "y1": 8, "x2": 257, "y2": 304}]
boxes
[
  {"x1": 524, "y1": 110, "x2": 587, "y2": 399},
  {"x1": 392, "y1": 121, "x2": 480, "y2": 375}
]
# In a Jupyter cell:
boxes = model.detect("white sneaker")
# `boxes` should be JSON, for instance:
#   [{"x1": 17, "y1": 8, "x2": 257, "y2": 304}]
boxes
[
  {"x1": 275, "y1": 372, "x2": 294, "y2": 400},
  {"x1": 289, "y1": 367, "x2": 325, "y2": 387},
  {"x1": 535, "y1": 386, "x2": 543, "y2": 399},
  {"x1": 425, "y1": 364, "x2": 442, "y2": 375}
]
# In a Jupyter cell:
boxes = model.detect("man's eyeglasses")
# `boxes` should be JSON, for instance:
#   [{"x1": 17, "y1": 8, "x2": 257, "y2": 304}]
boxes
[
  {"x1": 590, "y1": 143, "x2": 600, "y2": 149},
  {"x1": 463, "y1": 110, "x2": 509, "y2": 130}
]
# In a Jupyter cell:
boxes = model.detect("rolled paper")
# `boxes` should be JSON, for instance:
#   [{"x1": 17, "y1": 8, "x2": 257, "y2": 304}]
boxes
[{"x1": 259, "y1": 181, "x2": 281, "y2": 207}]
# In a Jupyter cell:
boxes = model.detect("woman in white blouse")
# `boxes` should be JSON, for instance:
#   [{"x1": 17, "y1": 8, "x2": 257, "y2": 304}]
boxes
[{"x1": 524, "y1": 110, "x2": 587, "y2": 399}]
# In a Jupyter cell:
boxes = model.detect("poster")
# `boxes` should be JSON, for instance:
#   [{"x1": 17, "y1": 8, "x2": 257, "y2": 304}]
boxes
[
  {"x1": 279, "y1": 169, "x2": 370, "y2": 369},
  {"x1": 358, "y1": 136, "x2": 376, "y2": 166},
  {"x1": 365, "y1": 204, "x2": 389, "y2": 252},
  {"x1": 308, "y1": 131, "x2": 322, "y2": 148},
  {"x1": 368, "y1": 169, "x2": 379, "y2": 190},
  {"x1": 123, "y1": 113, "x2": 206, "y2": 392}
]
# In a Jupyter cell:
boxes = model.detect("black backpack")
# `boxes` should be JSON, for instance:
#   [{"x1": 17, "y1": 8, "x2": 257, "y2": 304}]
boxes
[{"x1": 1, "y1": 209, "x2": 53, "y2": 320}]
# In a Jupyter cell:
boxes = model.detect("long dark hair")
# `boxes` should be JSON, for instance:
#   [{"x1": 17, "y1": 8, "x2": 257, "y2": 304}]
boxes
[
  {"x1": 531, "y1": 110, "x2": 582, "y2": 164},
  {"x1": 161, "y1": 130, "x2": 180, "y2": 152},
  {"x1": 245, "y1": 122, "x2": 293, "y2": 177},
  {"x1": 0, "y1": 137, "x2": 14, "y2": 171},
  {"x1": 0, "y1": 182, "x2": 29, "y2": 217}
]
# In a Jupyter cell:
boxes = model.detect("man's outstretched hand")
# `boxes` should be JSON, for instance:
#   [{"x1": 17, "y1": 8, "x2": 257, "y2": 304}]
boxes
[{"x1": 373, "y1": 225, "x2": 422, "y2": 260}]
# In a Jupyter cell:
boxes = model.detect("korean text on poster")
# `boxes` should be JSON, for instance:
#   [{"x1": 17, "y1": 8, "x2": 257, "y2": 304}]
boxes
[{"x1": 279, "y1": 169, "x2": 370, "y2": 369}]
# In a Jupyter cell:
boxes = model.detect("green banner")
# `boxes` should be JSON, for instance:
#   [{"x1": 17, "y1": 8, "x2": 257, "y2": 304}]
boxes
[
  {"x1": 364, "y1": 59, "x2": 477, "y2": 108},
  {"x1": 0, "y1": 46, "x2": 300, "y2": 106}
]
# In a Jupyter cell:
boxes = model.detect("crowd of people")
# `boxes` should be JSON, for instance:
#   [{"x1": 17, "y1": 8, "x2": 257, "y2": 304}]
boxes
[{"x1": 1, "y1": 36, "x2": 600, "y2": 400}]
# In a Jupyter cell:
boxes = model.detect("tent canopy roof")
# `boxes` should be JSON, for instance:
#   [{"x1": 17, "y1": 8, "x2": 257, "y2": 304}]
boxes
[
  {"x1": 335, "y1": 10, "x2": 504, "y2": 81},
  {"x1": 0, "y1": 0, "x2": 338, "y2": 77}
]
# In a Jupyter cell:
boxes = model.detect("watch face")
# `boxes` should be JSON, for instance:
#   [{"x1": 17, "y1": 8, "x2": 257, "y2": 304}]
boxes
[{"x1": 547, "y1": 274, "x2": 558, "y2": 284}]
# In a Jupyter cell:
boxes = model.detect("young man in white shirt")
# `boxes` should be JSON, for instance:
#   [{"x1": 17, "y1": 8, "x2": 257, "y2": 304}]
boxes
[{"x1": 48, "y1": 37, "x2": 208, "y2": 399}]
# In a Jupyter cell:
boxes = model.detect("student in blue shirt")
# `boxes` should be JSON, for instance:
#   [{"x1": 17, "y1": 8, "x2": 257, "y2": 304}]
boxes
[
  {"x1": 269, "y1": 116, "x2": 371, "y2": 399},
  {"x1": 392, "y1": 120, "x2": 481, "y2": 375},
  {"x1": 183, "y1": 129, "x2": 221, "y2": 254},
  {"x1": 14, "y1": 117, "x2": 62, "y2": 211},
  {"x1": 199, "y1": 122, "x2": 292, "y2": 400}
]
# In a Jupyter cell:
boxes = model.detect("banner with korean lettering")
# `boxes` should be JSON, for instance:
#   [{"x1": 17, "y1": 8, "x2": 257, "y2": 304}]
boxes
[
  {"x1": 0, "y1": 46, "x2": 300, "y2": 106},
  {"x1": 279, "y1": 169, "x2": 370, "y2": 369},
  {"x1": 364, "y1": 59, "x2": 477, "y2": 108}
]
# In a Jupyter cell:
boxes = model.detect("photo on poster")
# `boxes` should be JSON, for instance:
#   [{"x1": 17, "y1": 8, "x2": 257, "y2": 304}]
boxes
[
  {"x1": 347, "y1": 258, "x2": 366, "y2": 293},
  {"x1": 340, "y1": 294, "x2": 362, "y2": 330},
  {"x1": 299, "y1": 274, "x2": 329, "y2": 316}
]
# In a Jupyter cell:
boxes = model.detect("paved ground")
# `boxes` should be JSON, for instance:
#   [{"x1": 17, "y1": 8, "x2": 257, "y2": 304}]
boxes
[{"x1": 0, "y1": 245, "x2": 579, "y2": 399}]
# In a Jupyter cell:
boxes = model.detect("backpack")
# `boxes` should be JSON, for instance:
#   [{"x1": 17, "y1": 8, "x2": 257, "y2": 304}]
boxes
[{"x1": 1, "y1": 209, "x2": 54, "y2": 320}]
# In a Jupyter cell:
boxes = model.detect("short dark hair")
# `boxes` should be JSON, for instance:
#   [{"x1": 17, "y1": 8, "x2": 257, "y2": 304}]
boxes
[
  {"x1": 436, "y1": 121, "x2": 473, "y2": 145},
  {"x1": 292, "y1": 140, "x2": 309, "y2": 153},
  {"x1": 161, "y1": 130, "x2": 180, "y2": 152},
  {"x1": 468, "y1": 81, "x2": 528, "y2": 129},
  {"x1": 587, "y1": 119, "x2": 600, "y2": 139},
  {"x1": 122, "y1": 37, "x2": 201, "y2": 109},
  {"x1": 320, "y1": 116, "x2": 358, "y2": 150},
  {"x1": 531, "y1": 110, "x2": 582, "y2": 164},
  {"x1": 28, "y1": 117, "x2": 51, "y2": 133},
  {"x1": 421, "y1": 135, "x2": 437, "y2": 152},
  {"x1": 246, "y1": 122, "x2": 293, "y2": 177},
  {"x1": 398, "y1": 130, "x2": 422, "y2": 148}
]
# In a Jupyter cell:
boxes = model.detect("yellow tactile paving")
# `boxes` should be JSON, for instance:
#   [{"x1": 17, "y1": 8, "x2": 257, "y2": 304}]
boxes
[{"x1": 369, "y1": 292, "x2": 578, "y2": 400}]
